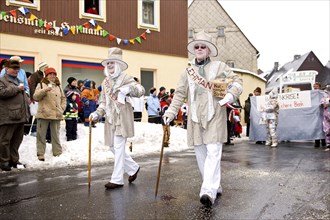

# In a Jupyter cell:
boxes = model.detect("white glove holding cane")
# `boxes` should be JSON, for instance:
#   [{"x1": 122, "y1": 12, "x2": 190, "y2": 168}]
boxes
[
  {"x1": 162, "y1": 111, "x2": 175, "y2": 125},
  {"x1": 119, "y1": 86, "x2": 130, "y2": 95},
  {"x1": 90, "y1": 112, "x2": 99, "y2": 122},
  {"x1": 218, "y1": 93, "x2": 234, "y2": 106}
]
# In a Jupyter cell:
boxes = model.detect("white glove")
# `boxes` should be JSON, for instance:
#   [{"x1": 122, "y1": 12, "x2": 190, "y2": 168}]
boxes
[
  {"x1": 90, "y1": 112, "x2": 99, "y2": 121},
  {"x1": 119, "y1": 87, "x2": 130, "y2": 95},
  {"x1": 162, "y1": 114, "x2": 175, "y2": 125},
  {"x1": 218, "y1": 93, "x2": 234, "y2": 106}
]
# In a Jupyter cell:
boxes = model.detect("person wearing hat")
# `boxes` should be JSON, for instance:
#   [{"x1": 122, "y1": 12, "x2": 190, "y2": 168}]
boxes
[
  {"x1": 0, "y1": 56, "x2": 30, "y2": 97},
  {"x1": 33, "y1": 67, "x2": 66, "y2": 161},
  {"x1": 0, "y1": 60, "x2": 30, "y2": 171},
  {"x1": 81, "y1": 79, "x2": 99, "y2": 127},
  {"x1": 162, "y1": 30, "x2": 243, "y2": 207},
  {"x1": 63, "y1": 91, "x2": 79, "y2": 141},
  {"x1": 64, "y1": 76, "x2": 82, "y2": 121},
  {"x1": 89, "y1": 47, "x2": 145, "y2": 190},
  {"x1": 30, "y1": 62, "x2": 49, "y2": 103},
  {"x1": 320, "y1": 85, "x2": 330, "y2": 151},
  {"x1": 157, "y1": 86, "x2": 166, "y2": 100},
  {"x1": 146, "y1": 87, "x2": 162, "y2": 124}
]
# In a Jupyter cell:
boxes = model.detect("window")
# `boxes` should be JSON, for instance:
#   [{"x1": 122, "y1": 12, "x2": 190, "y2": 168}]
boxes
[
  {"x1": 6, "y1": 0, "x2": 40, "y2": 10},
  {"x1": 226, "y1": 61, "x2": 235, "y2": 68},
  {"x1": 138, "y1": 0, "x2": 160, "y2": 31},
  {"x1": 217, "y1": 26, "x2": 225, "y2": 37},
  {"x1": 79, "y1": 0, "x2": 106, "y2": 22},
  {"x1": 141, "y1": 70, "x2": 155, "y2": 94}
]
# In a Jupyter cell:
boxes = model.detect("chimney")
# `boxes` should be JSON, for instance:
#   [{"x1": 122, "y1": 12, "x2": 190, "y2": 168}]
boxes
[
  {"x1": 274, "y1": 62, "x2": 279, "y2": 72},
  {"x1": 294, "y1": 55, "x2": 301, "y2": 60}
]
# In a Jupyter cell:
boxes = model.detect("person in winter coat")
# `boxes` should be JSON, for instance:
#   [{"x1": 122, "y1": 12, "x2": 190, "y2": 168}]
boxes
[
  {"x1": 162, "y1": 30, "x2": 243, "y2": 207},
  {"x1": 320, "y1": 85, "x2": 330, "y2": 151},
  {"x1": 131, "y1": 77, "x2": 144, "y2": 122},
  {"x1": 264, "y1": 88, "x2": 280, "y2": 148},
  {"x1": 63, "y1": 91, "x2": 79, "y2": 141},
  {"x1": 90, "y1": 47, "x2": 145, "y2": 190},
  {"x1": 64, "y1": 77, "x2": 82, "y2": 122},
  {"x1": 81, "y1": 80, "x2": 99, "y2": 127},
  {"x1": 244, "y1": 93, "x2": 253, "y2": 137},
  {"x1": 0, "y1": 60, "x2": 30, "y2": 171},
  {"x1": 33, "y1": 67, "x2": 66, "y2": 161},
  {"x1": 147, "y1": 87, "x2": 161, "y2": 124}
]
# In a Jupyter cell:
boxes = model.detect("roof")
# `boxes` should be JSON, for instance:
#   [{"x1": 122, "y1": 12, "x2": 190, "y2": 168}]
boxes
[
  {"x1": 231, "y1": 67, "x2": 266, "y2": 82},
  {"x1": 317, "y1": 60, "x2": 330, "y2": 87},
  {"x1": 265, "y1": 51, "x2": 312, "y2": 93}
]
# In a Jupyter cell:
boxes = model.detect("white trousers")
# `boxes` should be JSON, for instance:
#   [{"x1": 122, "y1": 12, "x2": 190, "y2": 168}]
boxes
[
  {"x1": 194, "y1": 143, "x2": 223, "y2": 204},
  {"x1": 109, "y1": 135, "x2": 139, "y2": 185}
]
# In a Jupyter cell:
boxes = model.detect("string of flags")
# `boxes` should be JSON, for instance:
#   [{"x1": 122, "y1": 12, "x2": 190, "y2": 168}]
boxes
[{"x1": 1, "y1": 6, "x2": 151, "y2": 45}]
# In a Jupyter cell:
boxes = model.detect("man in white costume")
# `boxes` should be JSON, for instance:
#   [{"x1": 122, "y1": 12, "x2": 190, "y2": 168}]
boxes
[
  {"x1": 90, "y1": 47, "x2": 145, "y2": 189},
  {"x1": 163, "y1": 30, "x2": 243, "y2": 207}
]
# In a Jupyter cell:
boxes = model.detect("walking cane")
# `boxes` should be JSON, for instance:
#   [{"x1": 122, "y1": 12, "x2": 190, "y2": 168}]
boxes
[
  {"x1": 155, "y1": 125, "x2": 169, "y2": 199},
  {"x1": 88, "y1": 115, "x2": 92, "y2": 189}
]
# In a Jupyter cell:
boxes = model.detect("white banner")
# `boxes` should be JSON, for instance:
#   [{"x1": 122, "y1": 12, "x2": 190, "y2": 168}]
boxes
[{"x1": 256, "y1": 91, "x2": 312, "y2": 111}]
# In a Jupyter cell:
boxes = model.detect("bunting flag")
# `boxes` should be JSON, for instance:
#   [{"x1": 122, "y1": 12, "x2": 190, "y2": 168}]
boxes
[
  {"x1": 102, "y1": 30, "x2": 108, "y2": 37},
  {"x1": 38, "y1": 19, "x2": 44, "y2": 27},
  {"x1": 45, "y1": 23, "x2": 52, "y2": 31},
  {"x1": 109, "y1": 34, "x2": 115, "y2": 41},
  {"x1": 29, "y1": 14, "x2": 37, "y2": 21},
  {"x1": 18, "y1": 7, "x2": 29, "y2": 15},
  {"x1": 77, "y1": 25, "x2": 83, "y2": 33},
  {"x1": 141, "y1": 32, "x2": 146, "y2": 40},
  {"x1": 83, "y1": 22, "x2": 89, "y2": 28},
  {"x1": 123, "y1": 39, "x2": 129, "y2": 45},
  {"x1": 89, "y1": 19, "x2": 96, "y2": 26},
  {"x1": 63, "y1": 28, "x2": 69, "y2": 35},
  {"x1": 54, "y1": 27, "x2": 60, "y2": 34},
  {"x1": 96, "y1": 25, "x2": 103, "y2": 31},
  {"x1": 135, "y1": 37, "x2": 141, "y2": 44},
  {"x1": 70, "y1": 26, "x2": 76, "y2": 34},
  {"x1": 1, "y1": 7, "x2": 152, "y2": 46},
  {"x1": 9, "y1": 10, "x2": 17, "y2": 17}
]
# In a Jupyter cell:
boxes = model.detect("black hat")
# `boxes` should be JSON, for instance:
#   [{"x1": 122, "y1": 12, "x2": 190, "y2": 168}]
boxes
[
  {"x1": 159, "y1": 86, "x2": 166, "y2": 92},
  {"x1": 67, "y1": 77, "x2": 77, "y2": 85},
  {"x1": 150, "y1": 87, "x2": 156, "y2": 94}
]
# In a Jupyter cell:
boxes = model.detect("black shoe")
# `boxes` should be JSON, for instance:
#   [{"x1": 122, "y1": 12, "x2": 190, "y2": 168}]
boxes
[
  {"x1": 0, "y1": 162, "x2": 12, "y2": 171},
  {"x1": 256, "y1": 141, "x2": 263, "y2": 144},
  {"x1": 9, "y1": 161, "x2": 26, "y2": 169},
  {"x1": 104, "y1": 182, "x2": 124, "y2": 190},
  {"x1": 128, "y1": 167, "x2": 140, "y2": 183},
  {"x1": 200, "y1": 194, "x2": 212, "y2": 207},
  {"x1": 224, "y1": 142, "x2": 234, "y2": 145}
]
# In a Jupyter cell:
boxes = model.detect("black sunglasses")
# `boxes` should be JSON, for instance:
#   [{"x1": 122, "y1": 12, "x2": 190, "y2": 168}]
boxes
[{"x1": 194, "y1": 45, "x2": 207, "y2": 50}]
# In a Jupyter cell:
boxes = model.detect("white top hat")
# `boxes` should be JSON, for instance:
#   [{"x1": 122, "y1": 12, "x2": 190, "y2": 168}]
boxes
[
  {"x1": 101, "y1": 47, "x2": 128, "y2": 71},
  {"x1": 187, "y1": 30, "x2": 218, "y2": 57}
]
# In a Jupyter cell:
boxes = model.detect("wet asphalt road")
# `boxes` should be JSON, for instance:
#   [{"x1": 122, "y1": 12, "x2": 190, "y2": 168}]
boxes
[{"x1": 0, "y1": 140, "x2": 329, "y2": 220}]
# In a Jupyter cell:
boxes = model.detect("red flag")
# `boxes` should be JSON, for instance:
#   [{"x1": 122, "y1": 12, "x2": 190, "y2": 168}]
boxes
[
  {"x1": 109, "y1": 34, "x2": 115, "y2": 41},
  {"x1": 10, "y1": 10, "x2": 17, "y2": 17},
  {"x1": 83, "y1": 22, "x2": 89, "y2": 28},
  {"x1": 141, "y1": 32, "x2": 146, "y2": 40}
]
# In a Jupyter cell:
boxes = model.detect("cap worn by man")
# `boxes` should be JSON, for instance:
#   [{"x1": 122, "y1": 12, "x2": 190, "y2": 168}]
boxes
[
  {"x1": 101, "y1": 47, "x2": 128, "y2": 71},
  {"x1": 5, "y1": 60, "x2": 20, "y2": 70},
  {"x1": 10, "y1": 56, "x2": 24, "y2": 63},
  {"x1": 38, "y1": 62, "x2": 48, "y2": 71}
]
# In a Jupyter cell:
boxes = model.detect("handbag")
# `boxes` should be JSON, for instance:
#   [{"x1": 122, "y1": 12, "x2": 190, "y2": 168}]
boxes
[{"x1": 29, "y1": 102, "x2": 38, "y2": 116}]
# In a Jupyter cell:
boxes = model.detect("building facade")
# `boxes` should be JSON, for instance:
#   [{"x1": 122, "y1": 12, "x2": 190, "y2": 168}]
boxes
[
  {"x1": 188, "y1": 0, "x2": 259, "y2": 73},
  {"x1": 0, "y1": 0, "x2": 188, "y2": 92}
]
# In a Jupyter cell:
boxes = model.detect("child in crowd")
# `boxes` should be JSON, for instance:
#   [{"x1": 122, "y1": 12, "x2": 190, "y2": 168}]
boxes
[
  {"x1": 64, "y1": 91, "x2": 79, "y2": 141},
  {"x1": 81, "y1": 80, "x2": 99, "y2": 127}
]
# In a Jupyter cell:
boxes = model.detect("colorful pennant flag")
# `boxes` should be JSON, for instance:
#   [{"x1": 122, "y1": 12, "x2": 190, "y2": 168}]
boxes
[
  {"x1": 38, "y1": 19, "x2": 44, "y2": 27},
  {"x1": 141, "y1": 33, "x2": 146, "y2": 40},
  {"x1": 146, "y1": 29, "x2": 151, "y2": 34},
  {"x1": 54, "y1": 27, "x2": 60, "y2": 34},
  {"x1": 96, "y1": 25, "x2": 103, "y2": 31},
  {"x1": 109, "y1": 34, "x2": 115, "y2": 41},
  {"x1": 129, "y1": 39, "x2": 135, "y2": 44},
  {"x1": 9, "y1": 10, "x2": 17, "y2": 17},
  {"x1": 45, "y1": 23, "x2": 52, "y2": 31},
  {"x1": 0, "y1": 12, "x2": 6, "y2": 17},
  {"x1": 135, "y1": 37, "x2": 141, "y2": 44},
  {"x1": 70, "y1": 26, "x2": 76, "y2": 34},
  {"x1": 18, "y1": 7, "x2": 29, "y2": 15},
  {"x1": 83, "y1": 22, "x2": 89, "y2": 28},
  {"x1": 77, "y1": 25, "x2": 83, "y2": 33},
  {"x1": 123, "y1": 40, "x2": 129, "y2": 45},
  {"x1": 63, "y1": 28, "x2": 69, "y2": 35},
  {"x1": 89, "y1": 19, "x2": 96, "y2": 26},
  {"x1": 29, "y1": 14, "x2": 37, "y2": 21},
  {"x1": 102, "y1": 30, "x2": 109, "y2": 37},
  {"x1": 116, "y1": 38, "x2": 121, "y2": 45}
]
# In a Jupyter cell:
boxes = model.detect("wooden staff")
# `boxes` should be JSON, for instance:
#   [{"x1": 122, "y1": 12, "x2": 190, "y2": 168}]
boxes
[
  {"x1": 88, "y1": 115, "x2": 92, "y2": 188},
  {"x1": 155, "y1": 125, "x2": 169, "y2": 199}
]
